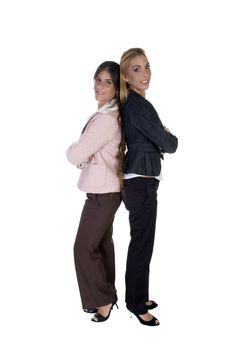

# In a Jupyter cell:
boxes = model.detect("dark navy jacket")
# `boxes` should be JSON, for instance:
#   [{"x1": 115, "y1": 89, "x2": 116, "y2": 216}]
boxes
[{"x1": 122, "y1": 91, "x2": 178, "y2": 176}]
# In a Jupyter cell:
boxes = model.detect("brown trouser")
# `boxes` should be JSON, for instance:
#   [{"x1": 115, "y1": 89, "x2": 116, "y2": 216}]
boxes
[{"x1": 74, "y1": 192, "x2": 121, "y2": 309}]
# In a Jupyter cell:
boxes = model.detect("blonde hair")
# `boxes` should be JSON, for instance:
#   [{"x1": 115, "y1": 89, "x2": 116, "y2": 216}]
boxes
[{"x1": 119, "y1": 48, "x2": 147, "y2": 104}]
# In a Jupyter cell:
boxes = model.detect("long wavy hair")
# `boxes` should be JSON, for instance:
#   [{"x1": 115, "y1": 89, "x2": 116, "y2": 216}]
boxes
[
  {"x1": 94, "y1": 61, "x2": 125, "y2": 189},
  {"x1": 119, "y1": 48, "x2": 146, "y2": 104}
]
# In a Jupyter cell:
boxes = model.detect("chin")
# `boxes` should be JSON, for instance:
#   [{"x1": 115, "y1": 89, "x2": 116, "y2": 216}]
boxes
[
  {"x1": 95, "y1": 94, "x2": 101, "y2": 102},
  {"x1": 141, "y1": 84, "x2": 149, "y2": 90}
]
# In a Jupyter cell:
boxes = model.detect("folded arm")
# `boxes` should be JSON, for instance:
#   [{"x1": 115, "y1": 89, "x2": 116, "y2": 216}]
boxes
[
  {"x1": 66, "y1": 115, "x2": 117, "y2": 166},
  {"x1": 130, "y1": 100, "x2": 178, "y2": 153}
]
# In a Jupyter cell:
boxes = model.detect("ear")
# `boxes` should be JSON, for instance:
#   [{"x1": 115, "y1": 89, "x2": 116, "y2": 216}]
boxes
[{"x1": 125, "y1": 75, "x2": 129, "y2": 83}]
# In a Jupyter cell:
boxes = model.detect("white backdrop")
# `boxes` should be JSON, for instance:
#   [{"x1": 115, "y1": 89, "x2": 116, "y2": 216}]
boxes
[{"x1": 1, "y1": 0, "x2": 233, "y2": 349}]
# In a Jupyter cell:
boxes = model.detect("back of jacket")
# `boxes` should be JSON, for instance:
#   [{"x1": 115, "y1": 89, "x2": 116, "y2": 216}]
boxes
[{"x1": 122, "y1": 91, "x2": 178, "y2": 176}]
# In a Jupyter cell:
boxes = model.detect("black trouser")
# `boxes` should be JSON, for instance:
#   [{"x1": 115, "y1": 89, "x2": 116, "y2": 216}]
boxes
[
  {"x1": 73, "y1": 192, "x2": 121, "y2": 309},
  {"x1": 122, "y1": 177, "x2": 159, "y2": 314}
]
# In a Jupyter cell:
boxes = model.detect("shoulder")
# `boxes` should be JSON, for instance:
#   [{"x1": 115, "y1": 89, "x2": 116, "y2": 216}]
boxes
[
  {"x1": 106, "y1": 109, "x2": 120, "y2": 120},
  {"x1": 89, "y1": 111, "x2": 119, "y2": 134},
  {"x1": 123, "y1": 91, "x2": 156, "y2": 116},
  {"x1": 92, "y1": 109, "x2": 119, "y2": 122},
  {"x1": 124, "y1": 91, "x2": 144, "y2": 105},
  {"x1": 101, "y1": 110, "x2": 119, "y2": 126}
]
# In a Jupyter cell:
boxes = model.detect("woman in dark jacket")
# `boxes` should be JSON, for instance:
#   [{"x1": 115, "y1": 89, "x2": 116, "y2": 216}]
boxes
[{"x1": 119, "y1": 48, "x2": 178, "y2": 326}]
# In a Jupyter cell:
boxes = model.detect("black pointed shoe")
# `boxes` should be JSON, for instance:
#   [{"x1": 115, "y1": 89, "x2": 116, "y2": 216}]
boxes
[
  {"x1": 91, "y1": 301, "x2": 118, "y2": 323},
  {"x1": 134, "y1": 313, "x2": 160, "y2": 326},
  {"x1": 146, "y1": 300, "x2": 158, "y2": 310}
]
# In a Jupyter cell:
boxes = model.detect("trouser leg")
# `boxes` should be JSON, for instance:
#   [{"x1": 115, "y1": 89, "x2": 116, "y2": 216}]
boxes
[
  {"x1": 123, "y1": 178, "x2": 159, "y2": 314},
  {"x1": 73, "y1": 192, "x2": 121, "y2": 309},
  {"x1": 99, "y1": 219, "x2": 115, "y2": 288}
]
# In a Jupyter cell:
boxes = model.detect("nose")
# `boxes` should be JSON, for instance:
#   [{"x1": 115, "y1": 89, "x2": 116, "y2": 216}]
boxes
[
  {"x1": 95, "y1": 80, "x2": 105, "y2": 88},
  {"x1": 143, "y1": 69, "x2": 149, "y2": 78}
]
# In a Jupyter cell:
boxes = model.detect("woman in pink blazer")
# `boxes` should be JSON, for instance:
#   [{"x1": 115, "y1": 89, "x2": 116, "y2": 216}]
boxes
[{"x1": 67, "y1": 61, "x2": 124, "y2": 323}]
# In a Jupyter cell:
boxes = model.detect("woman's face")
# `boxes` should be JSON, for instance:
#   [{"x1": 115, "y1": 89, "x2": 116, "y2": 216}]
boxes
[
  {"x1": 94, "y1": 69, "x2": 116, "y2": 107},
  {"x1": 125, "y1": 55, "x2": 151, "y2": 95}
]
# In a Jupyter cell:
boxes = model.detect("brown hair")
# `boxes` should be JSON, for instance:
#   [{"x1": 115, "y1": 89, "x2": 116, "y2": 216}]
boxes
[
  {"x1": 116, "y1": 113, "x2": 125, "y2": 190},
  {"x1": 119, "y1": 48, "x2": 146, "y2": 104},
  {"x1": 94, "y1": 61, "x2": 125, "y2": 190}
]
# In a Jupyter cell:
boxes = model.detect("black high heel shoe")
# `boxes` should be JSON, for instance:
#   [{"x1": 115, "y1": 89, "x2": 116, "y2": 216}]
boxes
[
  {"x1": 91, "y1": 301, "x2": 119, "y2": 323},
  {"x1": 83, "y1": 308, "x2": 98, "y2": 313},
  {"x1": 146, "y1": 300, "x2": 158, "y2": 310},
  {"x1": 133, "y1": 313, "x2": 160, "y2": 326}
]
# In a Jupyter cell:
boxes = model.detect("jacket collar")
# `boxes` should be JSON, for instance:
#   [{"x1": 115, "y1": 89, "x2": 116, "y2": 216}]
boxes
[{"x1": 97, "y1": 98, "x2": 118, "y2": 114}]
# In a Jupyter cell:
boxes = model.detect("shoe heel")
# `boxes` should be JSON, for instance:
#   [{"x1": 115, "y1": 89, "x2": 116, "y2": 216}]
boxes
[{"x1": 112, "y1": 299, "x2": 119, "y2": 309}]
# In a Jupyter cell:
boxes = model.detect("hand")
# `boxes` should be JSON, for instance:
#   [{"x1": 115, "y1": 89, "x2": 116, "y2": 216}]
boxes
[{"x1": 77, "y1": 163, "x2": 88, "y2": 169}]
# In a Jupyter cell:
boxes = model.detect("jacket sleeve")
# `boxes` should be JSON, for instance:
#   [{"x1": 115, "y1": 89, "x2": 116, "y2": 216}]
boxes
[
  {"x1": 129, "y1": 99, "x2": 178, "y2": 153},
  {"x1": 66, "y1": 114, "x2": 117, "y2": 165}
]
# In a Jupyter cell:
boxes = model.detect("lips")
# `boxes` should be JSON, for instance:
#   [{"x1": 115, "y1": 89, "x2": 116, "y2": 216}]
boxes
[{"x1": 95, "y1": 90, "x2": 104, "y2": 95}]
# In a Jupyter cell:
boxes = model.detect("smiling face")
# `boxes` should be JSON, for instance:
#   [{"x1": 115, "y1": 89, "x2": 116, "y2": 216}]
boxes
[
  {"x1": 125, "y1": 54, "x2": 151, "y2": 95},
  {"x1": 94, "y1": 69, "x2": 117, "y2": 108}
]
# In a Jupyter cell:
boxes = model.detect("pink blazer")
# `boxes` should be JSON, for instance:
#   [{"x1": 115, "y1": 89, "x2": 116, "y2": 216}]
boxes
[{"x1": 66, "y1": 102, "x2": 121, "y2": 193}]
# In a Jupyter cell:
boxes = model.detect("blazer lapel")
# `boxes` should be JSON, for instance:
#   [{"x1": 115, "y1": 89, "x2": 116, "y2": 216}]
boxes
[{"x1": 81, "y1": 113, "x2": 98, "y2": 134}]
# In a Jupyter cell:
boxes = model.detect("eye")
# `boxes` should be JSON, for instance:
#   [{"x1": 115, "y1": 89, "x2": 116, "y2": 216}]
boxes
[
  {"x1": 146, "y1": 63, "x2": 150, "y2": 69},
  {"x1": 106, "y1": 80, "x2": 112, "y2": 85},
  {"x1": 133, "y1": 67, "x2": 140, "y2": 72}
]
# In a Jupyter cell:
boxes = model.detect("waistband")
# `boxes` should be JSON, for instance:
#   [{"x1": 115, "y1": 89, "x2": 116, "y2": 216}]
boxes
[
  {"x1": 127, "y1": 143, "x2": 157, "y2": 152},
  {"x1": 124, "y1": 177, "x2": 159, "y2": 187}
]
